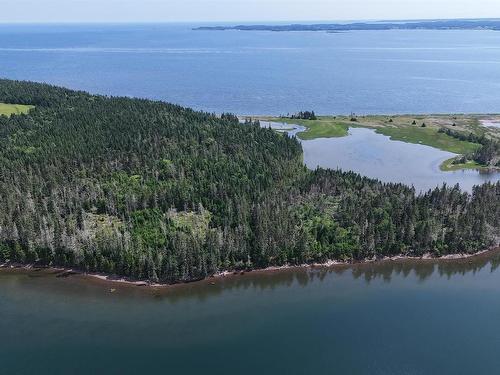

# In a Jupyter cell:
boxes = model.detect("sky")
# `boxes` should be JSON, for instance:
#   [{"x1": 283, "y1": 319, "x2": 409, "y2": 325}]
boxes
[{"x1": 1, "y1": 0, "x2": 500, "y2": 23}]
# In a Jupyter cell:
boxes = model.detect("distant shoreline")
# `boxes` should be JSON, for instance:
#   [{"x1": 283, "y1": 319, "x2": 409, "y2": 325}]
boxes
[
  {"x1": 2, "y1": 247, "x2": 498, "y2": 289},
  {"x1": 194, "y1": 19, "x2": 500, "y2": 33}
]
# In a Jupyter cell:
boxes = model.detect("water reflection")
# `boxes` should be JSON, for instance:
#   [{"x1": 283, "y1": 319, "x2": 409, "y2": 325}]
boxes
[
  {"x1": 161, "y1": 249, "x2": 500, "y2": 300},
  {"x1": 350, "y1": 252, "x2": 500, "y2": 284},
  {"x1": 2, "y1": 249, "x2": 499, "y2": 303}
]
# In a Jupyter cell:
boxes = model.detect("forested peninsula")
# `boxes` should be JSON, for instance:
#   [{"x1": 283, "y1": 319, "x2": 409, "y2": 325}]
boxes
[{"x1": 0, "y1": 80, "x2": 499, "y2": 283}]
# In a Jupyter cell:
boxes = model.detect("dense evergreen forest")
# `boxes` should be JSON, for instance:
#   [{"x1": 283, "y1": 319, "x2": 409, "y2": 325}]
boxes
[{"x1": 0, "y1": 80, "x2": 498, "y2": 283}]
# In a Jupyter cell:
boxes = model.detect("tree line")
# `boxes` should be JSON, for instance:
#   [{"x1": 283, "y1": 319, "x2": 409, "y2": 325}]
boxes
[{"x1": 282, "y1": 111, "x2": 318, "y2": 120}]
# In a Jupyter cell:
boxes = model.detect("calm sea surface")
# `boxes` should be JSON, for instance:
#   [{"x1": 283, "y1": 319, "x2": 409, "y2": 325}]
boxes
[
  {"x1": 2, "y1": 24, "x2": 500, "y2": 374},
  {"x1": 2, "y1": 251, "x2": 500, "y2": 374},
  {"x1": 2, "y1": 24, "x2": 500, "y2": 115}
]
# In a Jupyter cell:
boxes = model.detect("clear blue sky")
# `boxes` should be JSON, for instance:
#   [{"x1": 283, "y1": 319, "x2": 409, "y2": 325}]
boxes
[{"x1": 2, "y1": 0, "x2": 500, "y2": 23}]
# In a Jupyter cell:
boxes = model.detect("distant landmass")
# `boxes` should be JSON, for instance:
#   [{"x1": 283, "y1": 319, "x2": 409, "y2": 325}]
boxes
[{"x1": 194, "y1": 19, "x2": 500, "y2": 32}]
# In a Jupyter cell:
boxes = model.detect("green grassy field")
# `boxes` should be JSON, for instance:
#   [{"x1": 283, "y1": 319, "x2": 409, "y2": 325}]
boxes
[
  {"x1": 373, "y1": 126, "x2": 480, "y2": 154},
  {"x1": 0, "y1": 103, "x2": 34, "y2": 117},
  {"x1": 293, "y1": 119, "x2": 349, "y2": 139},
  {"x1": 262, "y1": 117, "x2": 351, "y2": 139}
]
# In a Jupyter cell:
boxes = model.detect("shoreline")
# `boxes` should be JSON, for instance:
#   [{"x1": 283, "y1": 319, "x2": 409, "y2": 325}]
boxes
[{"x1": 1, "y1": 247, "x2": 497, "y2": 289}]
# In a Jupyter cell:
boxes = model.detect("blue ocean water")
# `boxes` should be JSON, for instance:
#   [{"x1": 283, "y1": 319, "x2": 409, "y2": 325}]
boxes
[
  {"x1": 3, "y1": 253, "x2": 500, "y2": 375},
  {"x1": 2, "y1": 23, "x2": 500, "y2": 115}
]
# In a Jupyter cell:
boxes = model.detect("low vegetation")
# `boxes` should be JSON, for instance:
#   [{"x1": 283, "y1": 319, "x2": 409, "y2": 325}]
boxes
[{"x1": 375, "y1": 126, "x2": 479, "y2": 154}]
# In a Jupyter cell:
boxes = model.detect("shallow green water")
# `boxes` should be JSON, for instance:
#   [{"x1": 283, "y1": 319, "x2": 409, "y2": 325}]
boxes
[{"x1": 2, "y1": 252, "x2": 500, "y2": 374}]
